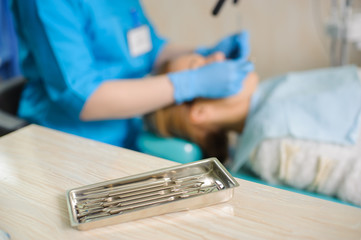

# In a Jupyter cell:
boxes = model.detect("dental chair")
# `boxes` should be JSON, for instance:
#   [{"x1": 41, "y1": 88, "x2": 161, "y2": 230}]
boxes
[
  {"x1": 0, "y1": 76, "x2": 29, "y2": 136},
  {"x1": 137, "y1": 132, "x2": 203, "y2": 164}
]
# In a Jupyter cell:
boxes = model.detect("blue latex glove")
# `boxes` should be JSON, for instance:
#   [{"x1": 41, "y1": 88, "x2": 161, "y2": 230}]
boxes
[
  {"x1": 196, "y1": 31, "x2": 250, "y2": 61},
  {"x1": 169, "y1": 60, "x2": 254, "y2": 103}
]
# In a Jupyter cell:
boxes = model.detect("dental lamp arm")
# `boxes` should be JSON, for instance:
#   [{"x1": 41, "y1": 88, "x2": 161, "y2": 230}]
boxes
[{"x1": 212, "y1": 0, "x2": 239, "y2": 16}]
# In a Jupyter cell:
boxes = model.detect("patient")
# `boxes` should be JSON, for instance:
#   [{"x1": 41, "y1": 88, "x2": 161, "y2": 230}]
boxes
[
  {"x1": 145, "y1": 52, "x2": 258, "y2": 162},
  {"x1": 146, "y1": 53, "x2": 361, "y2": 207}
]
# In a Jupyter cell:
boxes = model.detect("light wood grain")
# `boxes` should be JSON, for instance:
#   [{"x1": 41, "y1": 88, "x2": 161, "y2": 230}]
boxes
[{"x1": 0, "y1": 125, "x2": 360, "y2": 240}]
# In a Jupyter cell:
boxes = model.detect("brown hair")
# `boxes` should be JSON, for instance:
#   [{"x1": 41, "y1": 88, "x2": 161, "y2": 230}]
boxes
[{"x1": 144, "y1": 102, "x2": 229, "y2": 163}]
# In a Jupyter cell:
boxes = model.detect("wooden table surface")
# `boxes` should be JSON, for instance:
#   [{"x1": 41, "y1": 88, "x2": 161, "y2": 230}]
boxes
[{"x1": 1, "y1": 125, "x2": 360, "y2": 240}]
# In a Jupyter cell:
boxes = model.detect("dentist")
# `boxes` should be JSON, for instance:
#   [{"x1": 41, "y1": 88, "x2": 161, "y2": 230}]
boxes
[{"x1": 11, "y1": 0, "x2": 253, "y2": 149}]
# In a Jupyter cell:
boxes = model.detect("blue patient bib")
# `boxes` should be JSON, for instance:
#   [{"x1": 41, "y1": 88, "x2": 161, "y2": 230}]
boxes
[{"x1": 231, "y1": 65, "x2": 361, "y2": 172}]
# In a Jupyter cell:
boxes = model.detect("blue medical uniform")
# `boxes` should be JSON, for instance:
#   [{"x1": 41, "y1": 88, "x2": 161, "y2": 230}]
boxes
[{"x1": 11, "y1": 0, "x2": 167, "y2": 149}]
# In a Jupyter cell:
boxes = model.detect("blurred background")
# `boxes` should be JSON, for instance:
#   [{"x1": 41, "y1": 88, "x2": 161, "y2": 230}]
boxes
[{"x1": 143, "y1": 0, "x2": 361, "y2": 80}]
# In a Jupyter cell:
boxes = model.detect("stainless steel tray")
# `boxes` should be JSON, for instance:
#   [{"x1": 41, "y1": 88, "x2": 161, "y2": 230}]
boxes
[{"x1": 66, "y1": 158, "x2": 239, "y2": 230}]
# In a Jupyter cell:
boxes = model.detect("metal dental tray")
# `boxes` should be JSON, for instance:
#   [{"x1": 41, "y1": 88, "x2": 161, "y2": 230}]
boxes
[{"x1": 66, "y1": 158, "x2": 239, "y2": 230}]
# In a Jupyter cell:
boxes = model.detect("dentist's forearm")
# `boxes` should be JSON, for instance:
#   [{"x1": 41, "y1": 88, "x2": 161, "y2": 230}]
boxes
[{"x1": 80, "y1": 75, "x2": 174, "y2": 120}]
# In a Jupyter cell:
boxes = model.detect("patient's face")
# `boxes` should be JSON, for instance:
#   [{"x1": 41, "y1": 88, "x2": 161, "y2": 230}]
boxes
[
  {"x1": 165, "y1": 52, "x2": 259, "y2": 132},
  {"x1": 146, "y1": 52, "x2": 258, "y2": 162}
]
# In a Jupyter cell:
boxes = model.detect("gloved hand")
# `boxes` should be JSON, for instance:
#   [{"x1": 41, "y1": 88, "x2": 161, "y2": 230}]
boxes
[
  {"x1": 196, "y1": 31, "x2": 250, "y2": 61},
  {"x1": 168, "y1": 60, "x2": 254, "y2": 103}
]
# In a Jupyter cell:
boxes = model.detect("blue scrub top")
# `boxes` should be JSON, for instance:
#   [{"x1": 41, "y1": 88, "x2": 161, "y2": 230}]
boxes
[{"x1": 11, "y1": 0, "x2": 167, "y2": 149}]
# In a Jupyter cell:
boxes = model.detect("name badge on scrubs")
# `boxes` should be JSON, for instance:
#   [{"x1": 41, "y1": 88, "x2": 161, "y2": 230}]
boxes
[{"x1": 127, "y1": 25, "x2": 152, "y2": 57}]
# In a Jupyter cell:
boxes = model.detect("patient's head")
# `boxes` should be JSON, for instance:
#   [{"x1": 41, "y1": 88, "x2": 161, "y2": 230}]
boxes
[{"x1": 145, "y1": 52, "x2": 259, "y2": 162}]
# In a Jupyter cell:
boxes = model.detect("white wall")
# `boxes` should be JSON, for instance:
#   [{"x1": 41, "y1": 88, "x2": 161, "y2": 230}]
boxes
[{"x1": 143, "y1": 0, "x2": 361, "y2": 80}]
